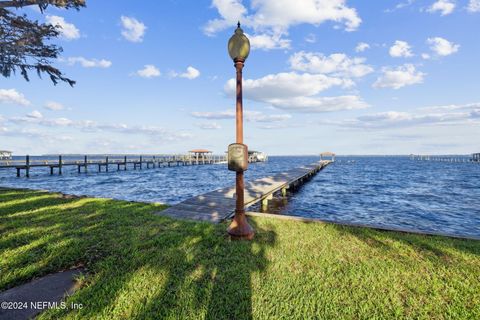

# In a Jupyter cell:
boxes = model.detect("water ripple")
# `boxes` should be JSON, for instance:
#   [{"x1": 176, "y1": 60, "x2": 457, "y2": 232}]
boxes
[{"x1": 1, "y1": 156, "x2": 479, "y2": 237}]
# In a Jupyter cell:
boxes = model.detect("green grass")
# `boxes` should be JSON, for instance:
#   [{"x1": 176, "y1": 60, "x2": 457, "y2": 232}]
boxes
[{"x1": 0, "y1": 188, "x2": 479, "y2": 319}]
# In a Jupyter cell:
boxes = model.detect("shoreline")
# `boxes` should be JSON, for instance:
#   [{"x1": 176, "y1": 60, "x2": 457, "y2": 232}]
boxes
[{"x1": 2, "y1": 186, "x2": 478, "y2": 241}]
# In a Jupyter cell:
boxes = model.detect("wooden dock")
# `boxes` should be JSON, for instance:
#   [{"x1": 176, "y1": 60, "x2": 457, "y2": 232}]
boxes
[
  {"x1": 157, "y1": 160, "x2": 332, "y2": 223},
  {"x1": 0, "y1": 154, "x2": 229, "y2": 177},
  {"x1": 410, "y1": 154, "x2": 479, "y2": 163}
]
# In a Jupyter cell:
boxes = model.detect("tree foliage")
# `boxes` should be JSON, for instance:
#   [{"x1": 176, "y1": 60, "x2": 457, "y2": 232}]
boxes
[{"x1": 0, "y1": 0, "x2": 86, "y2": 86}]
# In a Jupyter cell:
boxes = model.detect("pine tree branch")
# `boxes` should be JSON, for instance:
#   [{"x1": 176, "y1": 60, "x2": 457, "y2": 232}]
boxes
[
  {"x1": 0, "y1": 6, "x2": 81, "y2": 86},
  {"x1": 0, "y1": 0, "x2": 85, "y2": 10}
]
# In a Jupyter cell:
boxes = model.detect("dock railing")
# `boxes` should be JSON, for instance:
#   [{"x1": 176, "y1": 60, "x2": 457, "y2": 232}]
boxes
[
  {"x1": 0, "y1": 153, "x2": 244, "y2": 177},
  {"x1": 410, "y1": 154, "x2": 478, "y2": 163}
]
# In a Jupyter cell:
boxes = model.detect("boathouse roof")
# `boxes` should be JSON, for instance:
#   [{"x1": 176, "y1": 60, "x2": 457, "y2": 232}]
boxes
[{"x1": 320, "y1": 152, "x2": 335, "y2": 156}]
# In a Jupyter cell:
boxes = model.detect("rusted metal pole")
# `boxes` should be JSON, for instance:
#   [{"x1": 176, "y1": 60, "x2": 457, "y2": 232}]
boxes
[
  {"x1": 228, "y1": 58, "x2": 254, "y2": 240},
  {"x1": 235, "y1": 60, "x2": 244, "y2": 144}
]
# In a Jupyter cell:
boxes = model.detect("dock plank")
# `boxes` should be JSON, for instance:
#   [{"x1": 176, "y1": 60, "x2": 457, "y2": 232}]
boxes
[{"x1": 156, "y1": 161, "x2": 331, "y2": 223}]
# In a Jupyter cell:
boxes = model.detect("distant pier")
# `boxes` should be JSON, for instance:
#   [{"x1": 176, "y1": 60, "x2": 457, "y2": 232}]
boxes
[
  {"x1": 410, "y1": 154, "x2": 479, "y2": 163},
  {"x1": 0, "y1": 152, "x2": 264, "y2": 178}
]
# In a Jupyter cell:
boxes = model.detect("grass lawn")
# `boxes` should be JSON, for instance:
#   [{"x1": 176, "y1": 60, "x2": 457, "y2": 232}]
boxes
[{"x1": 0, "y1": 188, "x2": 479, "y2": 319}]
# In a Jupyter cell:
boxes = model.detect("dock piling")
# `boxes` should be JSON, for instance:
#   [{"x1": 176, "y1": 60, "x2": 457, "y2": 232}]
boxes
[{"x1": 25, "y1": 155, "x2": 30, "y2": 178}]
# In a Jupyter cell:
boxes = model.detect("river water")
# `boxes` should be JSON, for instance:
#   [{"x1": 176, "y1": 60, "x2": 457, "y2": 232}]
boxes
[{"x1": 1, "y1": 155, "x2": 479, "y2": 238}]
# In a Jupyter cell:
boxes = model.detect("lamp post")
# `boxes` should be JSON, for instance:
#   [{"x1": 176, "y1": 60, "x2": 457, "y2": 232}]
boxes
[{"x1": 227, "y1": 22, "x2": 254, "y2": 240}]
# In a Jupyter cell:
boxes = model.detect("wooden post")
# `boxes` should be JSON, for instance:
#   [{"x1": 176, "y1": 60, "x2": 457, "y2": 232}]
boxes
[
  {"x1": 84, "y1": 155, "x2": 88, "y2": 173},
  {"x1": 16, "y1": 167, "x2": 20, "y2": 177},
  {"x1": 58, "y1": 155, "x2": 62, "y2": 175},
  {"x1": 25, "y1": 155, "x2": 30, "y2": 178},
  {"x1": 261, "y1": 197, "x2": 268, "y2": 211},
  {"x1": 140, "y1": 156, "x2": 143, "y2": 170},
  {"x1": 106, "y1": 156, "x2": 109, "y2": 172},
  {"x1": 124, "y1": 156, "x2": 127, "y2": 170}
]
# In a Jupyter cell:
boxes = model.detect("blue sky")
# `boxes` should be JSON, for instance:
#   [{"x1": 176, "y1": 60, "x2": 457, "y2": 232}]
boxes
[{"x1": 1, "y1": 0, "x2": 479, "y2": 155}]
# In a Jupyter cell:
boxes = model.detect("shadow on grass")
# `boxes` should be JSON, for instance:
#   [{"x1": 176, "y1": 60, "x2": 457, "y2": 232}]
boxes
[
  {"x1": 0, "y1": 189, "x2": 275, "y2": 320},
  {"x1": 329, "y1": 223, "x2": 480, "y2": 260}
]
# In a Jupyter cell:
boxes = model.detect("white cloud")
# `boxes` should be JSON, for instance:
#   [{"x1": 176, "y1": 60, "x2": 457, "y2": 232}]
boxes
[
  {"x1": 427, "y1": 37, "x2": 459, "y2": 56},
  {"x1": 421, "y1": 53, "x2": 431, "y2": 60},
  {"x1": 135, "y1": 65, "x2": 161, "y2": 78},
  {"x1": 191, "y1": 110, "x2": 235, "y2": 120},
  {"x1": 225, "y1": 72, "x2": 352, "y2": 102},
  {"x1": 427, "y1": 0, "x2": 455, "y2": 16},
  {"x1": 223, "y1": 72, "x2": 367, "y2": 112},
  {"x1": 26, "y1": 110, "x2": 43, "y2": 119},
  {"x1": 44, "y1": 101, "x2": 65, "y2": 111},
  {"x1": 9, "y1": 115, "x2": 73, "y2": 126},
  {"x1": 203, "y1": 0, "x2": 248, "y2": 36},
  {"x1": 120, "y1": 16, "x2": 146, "y2": 42},
  {"x1": 0, "y1": 89, "x2": 30, "y2": 106},
  {"x1": 322, "y1": 102, "x2": 480, "y2": 129},
  {"x1": 385, "y1": 0, "x2": 416, "y2": 13},
  {"x1": 46, "y1": 15, "x2": 80, "y2": 40},
  {"x1": 289, "y1": 51, "x2": 374, "y2": 78},
  {"x1": 0, "y1": 127, "x2": 73, "y2": 141},
  {"x1": 389, "y1": 40, "x2": 413, "y2": 58},
  {"x1": 195, "y1": 122, "x2": 222, "y2": 130},
  {"x1": 171, "y1": 66, "x2": 201, "y2": 80},
  {"x1": 468, "y1": 0, "x2": 480, "y2": 12},
  {"x1": 355, "y1": 42, "x2": 370, "y2": 52},
  {"x1": 421, "y1": 102, "x2": 480, "y2": 112},
  {"x1": 191, "y1": 110, "x2": 292, "y2": 122},
  {"x1": 42, "y1": 117, "x2": 73, "y2": 126},
  {"x1": 373, "y1": 64, "x2": 425, "y2": 89},
  {"x1": 66, "y1": 57, "x2": 112, "y2": 68},
  {"x1": 257, "y1": 123, "x2": 303, "y2": 129},
  {"x1": 355, "y1": 111, "x2": 468, "y2": 128},
  {"x1": 248, "y1": 33, "x2": 291, "y2": 50},
  {"x1": 4, "y1": 115, "x2": 191, "y2": 141},
  {"x1": 204, "y1": 0, "x2": 361, "y2": 50},
  {"x1": 245, "y1": 111, "x2": 292, "y2": 122},
  {"x1": 252, "y1": 0, "x2": 361, "y2": 31},
  {"x1": 264, "y1": 95, "x2": 369, "y2": 112}
]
